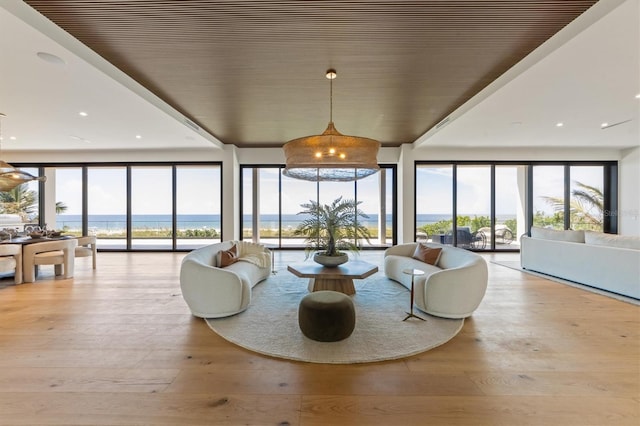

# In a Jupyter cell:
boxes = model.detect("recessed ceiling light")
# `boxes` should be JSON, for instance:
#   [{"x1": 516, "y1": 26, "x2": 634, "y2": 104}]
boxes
[
  {"x1": 9, "y1": 136, "x2": 16, "y2": 140},
  {"x1": 601, "y1": 122, "x2": 609, "y2": 128},
  {"x1": 79, "y1": 111, "x2": 88, "y2": 117},
  {"x1": 556, "y1": 122, "x2": 564, "y2": 127},
  {"x1": 36, "y1": 51, "x2": 65, "y2": 65},
  {"x1": 636, "y1": 93, "x2": 640, "y2": 99},
  {"x1": 135, "y1": 135, "x2": 142, "y2": 139}
]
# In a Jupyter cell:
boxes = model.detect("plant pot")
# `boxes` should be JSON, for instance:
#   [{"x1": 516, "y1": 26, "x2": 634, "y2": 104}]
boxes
[{"x1": 313, "y1": 252, "x2": 348, "y2": 267}]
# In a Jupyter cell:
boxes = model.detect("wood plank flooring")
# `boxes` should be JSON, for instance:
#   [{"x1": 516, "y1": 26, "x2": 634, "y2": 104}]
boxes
[{"x1": 0, "y1": 251, "x2": 638, "y2": 425}]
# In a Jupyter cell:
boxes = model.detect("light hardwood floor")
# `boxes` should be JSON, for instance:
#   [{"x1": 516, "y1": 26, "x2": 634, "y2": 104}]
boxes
[{"x1": 0, "y1": 251, "x2": 638, "y2": 425}]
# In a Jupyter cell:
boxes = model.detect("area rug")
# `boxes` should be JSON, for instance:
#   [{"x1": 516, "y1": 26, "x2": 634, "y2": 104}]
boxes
[
  {"x1": 205, "y1": 271, "x2": 464, "y2": 364},
  {"x1": 491, "y1": 260, "x2": 639, "y2": 306}
]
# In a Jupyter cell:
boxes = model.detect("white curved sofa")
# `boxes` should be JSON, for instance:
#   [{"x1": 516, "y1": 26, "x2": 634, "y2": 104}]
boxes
[
  {"x1": 384, "y1": 242, "x2": 488, "y2": 319},
  {"x1": 180, "y1": 241, "x2": 271, "y2": 318},
  {"x1": 521, "y1": 227, "x2": 640, "y2": 299}
]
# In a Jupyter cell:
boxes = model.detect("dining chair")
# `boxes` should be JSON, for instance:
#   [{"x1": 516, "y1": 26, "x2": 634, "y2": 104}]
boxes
[
  {"x1": 74, "y1": 235, "x2": 97, "y2": 269},
  {"x1": 0, "y1": 244, "x2": 23, "y2": 284},
  {"x1": 22, "y1": 238, "x2": 78, "y2": 283}
]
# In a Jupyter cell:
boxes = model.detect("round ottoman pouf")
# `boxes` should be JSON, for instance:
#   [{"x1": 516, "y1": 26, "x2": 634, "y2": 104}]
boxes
[{"x1": 298, "y1": 291, "x2": 356, "y2": 342}]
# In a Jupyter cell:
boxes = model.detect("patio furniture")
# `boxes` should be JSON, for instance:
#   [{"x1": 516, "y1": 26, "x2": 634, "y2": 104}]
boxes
[{"x1": 442, "y1": 226, "x2": 486, "y2": 249}]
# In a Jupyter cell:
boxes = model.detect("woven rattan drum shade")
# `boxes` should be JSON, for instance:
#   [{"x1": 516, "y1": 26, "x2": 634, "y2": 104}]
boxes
[
  {"x1": 282, "y1": 122, "x2": 380, "y2": 182},
  {"x1": 282, "y1": 70, "x2": 380, "y2": 182}
]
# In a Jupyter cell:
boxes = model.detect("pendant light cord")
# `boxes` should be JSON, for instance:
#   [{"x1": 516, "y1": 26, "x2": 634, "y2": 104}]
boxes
[{"x1": 326, "y1": 69, "x2": 336, "y2": 124}]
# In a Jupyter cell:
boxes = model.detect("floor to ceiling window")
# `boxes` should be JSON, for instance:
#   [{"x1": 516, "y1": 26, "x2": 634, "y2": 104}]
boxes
[
  {"x1": 415, "y1": 165, "x2": 454, "y2": 243},
  {"x1": 51, "y1": 163, "x2": 222, "y2": 251},
  {"x1": 240, "y1": 165, "x2": 396, "y2": 249},
  {"x1": 494, "y1": 166, "x2": 527, "y2": 250},
  {"x1": 280, "y1": 170, "x2": 317, "y2": 247},
  {"x1": 176, "y1": 165, "x2": 222, "y2": 250},
  {"x1": 416, "y1": 161, "x2": 616, "y2": 251},
  {"x1": 456, "y1": 165, "x2": 491, "y2": 249},
  {"x1": 131, "y1": 166, "x2": 173, "y2": 250},
  {"x1": 87, "y1": 167, "x2": 128, "y2": 249},
  {"x1": 55, "y1": 167, "x2": 83, "y2": 236},
  {"x1": 569, "y1": 165, "x2": 604, "y2": 232},
  {"x1": 532, "y1": 165, "x2": 566, "y2": 230}
]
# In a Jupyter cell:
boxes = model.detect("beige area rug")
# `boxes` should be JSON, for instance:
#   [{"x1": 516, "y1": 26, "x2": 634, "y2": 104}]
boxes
[
  {"x1": 205, "y1": 271, "x2": 464, "y2": 364},
  {"x1": 491, "y1": 260, "x2": 639, "y2": 305}
]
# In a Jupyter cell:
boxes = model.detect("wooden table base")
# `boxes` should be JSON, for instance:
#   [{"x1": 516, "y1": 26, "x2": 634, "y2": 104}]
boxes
[{"x1": 308, "y1": 278, "x2": 356, "y2": 296}]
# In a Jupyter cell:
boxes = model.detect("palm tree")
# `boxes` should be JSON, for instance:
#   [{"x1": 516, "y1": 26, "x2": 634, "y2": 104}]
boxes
[
  {"x1": 542, "y1": 181, "x2": 604, "y2": 228},
  {"x1": 0, "y1": 184, "x2": 38, "y2": 222},
  {"x1": 294, "y1": 196, "x2": 372, "y2": 257},
  {"x1": 56, "y1": 201, "x2": 68, "y2": 214}
]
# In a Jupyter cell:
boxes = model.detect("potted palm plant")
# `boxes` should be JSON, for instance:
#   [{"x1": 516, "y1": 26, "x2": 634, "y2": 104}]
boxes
[{"x1": 293, "y1": 196, "x2": 372, "y2": 267}]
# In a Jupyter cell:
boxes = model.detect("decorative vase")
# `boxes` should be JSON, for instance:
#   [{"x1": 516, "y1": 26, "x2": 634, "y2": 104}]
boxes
[{"x1": 313, "y1": 252, "x2": 348, "y2": 267}]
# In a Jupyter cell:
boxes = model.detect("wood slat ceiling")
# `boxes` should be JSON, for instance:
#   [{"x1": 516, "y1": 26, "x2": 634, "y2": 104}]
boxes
[{"x1": 25, "y1": 0, "x2": 598, "y2": 147}]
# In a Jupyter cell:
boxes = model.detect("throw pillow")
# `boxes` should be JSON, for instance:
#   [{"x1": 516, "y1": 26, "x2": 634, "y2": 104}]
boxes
[
  {"x1": 530, "y1": 226, "x2": 585, "y2": 243},
  {"x1": 217, "y1": 244, "x2": 238, "y2": 267},
  {"x1": 585, "y1": 231, "x2": 640, "y2": 250},
  {"x1": 412, "y1": 243, "x2": 442, "y2": 265}
]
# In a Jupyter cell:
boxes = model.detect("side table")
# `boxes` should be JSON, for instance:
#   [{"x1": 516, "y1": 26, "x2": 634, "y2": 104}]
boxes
[{"x1": 402, "y1": 268, "x2": 426, "y2": 321}]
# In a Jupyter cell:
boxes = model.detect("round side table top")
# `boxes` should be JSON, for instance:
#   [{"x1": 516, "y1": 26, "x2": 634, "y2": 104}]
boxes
[{"x1": 402, "y1": 268, "x2": 425, "y2": 276}]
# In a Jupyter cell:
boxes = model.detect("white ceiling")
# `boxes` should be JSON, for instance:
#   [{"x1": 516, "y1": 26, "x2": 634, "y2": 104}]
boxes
[
  {"x1": 0, "y1": 0, "x2": 638, "y2": 153},
  {"x1": 419, "y1": 0, "x2": 639, "y2": 149},
  {"x1": 0, "y1": 1, "x2": 221, "y2": 152}
]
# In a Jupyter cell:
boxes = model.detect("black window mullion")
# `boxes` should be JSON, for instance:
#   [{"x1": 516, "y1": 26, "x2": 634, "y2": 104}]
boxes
[
  {"x1": 172, "y1": 165, "x2": 177, "y2": 251},
  {"x1": 452, "y1": 165, "x2": 458, "y2": 246},
  {"x1": 490, "y1": 165, "x2": 496, "y2": 250},
  {"x1": 126, "y1": 166, "x2": 132, "y2": 250},
  {"x1": 564, "y1": 165, "x2": 571, "y2": 230},
  {"x1": 82, "y1": 167, "x2": 88, "y2": 236},
  {"x1": 526, "y1": 165, "x2": 534, "y2": 235}
]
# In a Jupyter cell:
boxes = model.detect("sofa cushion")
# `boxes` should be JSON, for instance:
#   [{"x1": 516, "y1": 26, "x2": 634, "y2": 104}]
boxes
[
  {"x1": 412, "y1": 243, "x2": 442, "y2": 266},
  {"x1": 216, "y1": 244, "x2": 238, "y2": 267},
  {"x1": 530, "y1": 226, "x2": 585, "y2": 243},
  {"x1": 584, "y1": 231, "x2": 640, "y2": 250}
]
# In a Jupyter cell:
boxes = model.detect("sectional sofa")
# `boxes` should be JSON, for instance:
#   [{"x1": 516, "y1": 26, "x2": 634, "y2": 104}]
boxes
[{"x1": 520, "y1": 227, "x2": 640, "y2": 299}]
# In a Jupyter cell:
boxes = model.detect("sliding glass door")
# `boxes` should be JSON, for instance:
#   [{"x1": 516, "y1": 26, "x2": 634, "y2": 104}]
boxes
[
  {"x1": 241, "y1": 165, "x2": 396, "y2": 249},
  {"x1": 416, "y1": 162, "x2": 615, "y2": 251}
]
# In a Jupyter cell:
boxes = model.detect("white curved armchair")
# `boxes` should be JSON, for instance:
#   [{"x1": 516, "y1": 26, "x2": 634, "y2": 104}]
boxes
[
  {"x1": 22, "y1": 238, "x2": 78, "y2": 283},
  {"x1": 384, "y1": 242, "x2": 488, "y2": 319},
  {"x1": 0, "y1": 244, "x2": 23, "y2": 284}
]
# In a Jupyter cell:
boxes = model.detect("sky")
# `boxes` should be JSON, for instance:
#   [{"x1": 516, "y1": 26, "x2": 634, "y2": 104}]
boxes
[
  {"x1": 55, "y1": 166, "x2": 222, "y2": 215},
  {"x1": 54, "y1": 164, "x2": 603, "y2": 217}
]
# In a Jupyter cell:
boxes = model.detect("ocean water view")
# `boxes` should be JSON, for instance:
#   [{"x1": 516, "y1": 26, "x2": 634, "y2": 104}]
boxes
[
  {"x1": 56, "y1": 214, "x2": 221, "y2": 233},
  {"x1": 56, "y1": 213, "x2": 513, "y2": 232}
]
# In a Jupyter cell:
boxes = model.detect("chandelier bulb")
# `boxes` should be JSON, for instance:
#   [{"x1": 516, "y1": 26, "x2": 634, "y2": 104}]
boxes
[{"x1": 326, "y1": 69, "x2": 337, "y2": 79}]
